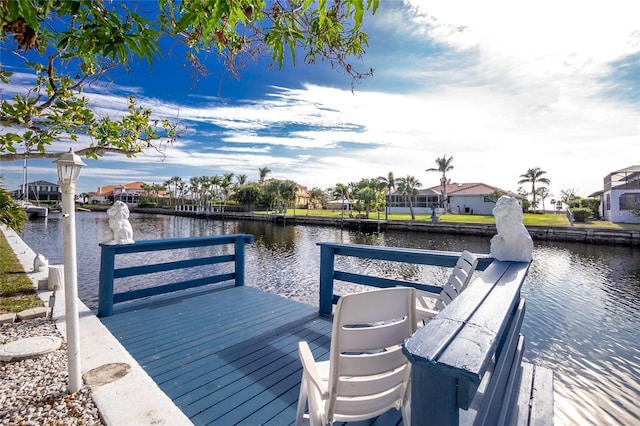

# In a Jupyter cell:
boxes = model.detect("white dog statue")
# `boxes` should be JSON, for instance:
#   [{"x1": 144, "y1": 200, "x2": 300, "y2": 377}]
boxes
[
  {"x1": 33, "y1": 253, "x2": 49, "y2": 272},
  {"x1": 490, "y1": 196, "x2": 533, "y2": 262},
  {"x1": 101, "y1": 201, "x2": 135, "y2": 245}
]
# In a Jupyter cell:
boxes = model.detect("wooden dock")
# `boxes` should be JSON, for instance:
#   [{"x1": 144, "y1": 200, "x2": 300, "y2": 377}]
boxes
[{"x1": 100, "y1": 285, "x2": 403, "y2": 425}]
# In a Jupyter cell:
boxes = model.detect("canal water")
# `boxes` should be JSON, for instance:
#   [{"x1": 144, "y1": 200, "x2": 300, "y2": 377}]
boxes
[{"x1": 19, "y1": 212, "x2": 640, "y2": 426}]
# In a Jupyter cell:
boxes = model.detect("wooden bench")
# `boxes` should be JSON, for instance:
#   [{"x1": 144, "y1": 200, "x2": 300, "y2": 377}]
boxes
[{"x1": 403, "y1": 260, "x2": 555, "y2": 425}]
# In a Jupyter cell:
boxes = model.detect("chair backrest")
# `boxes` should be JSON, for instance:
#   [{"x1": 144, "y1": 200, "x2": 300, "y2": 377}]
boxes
[
  {"x1": 327, "y1": 287, "x2": 416, "y2": 422},
  {"x1": 434, "y1": 250, "x2": 478, "y2": 311}
]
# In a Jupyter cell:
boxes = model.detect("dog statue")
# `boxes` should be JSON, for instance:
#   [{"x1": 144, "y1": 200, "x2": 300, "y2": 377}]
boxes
[
  {"x1": 33, "y1": 253, "x2": 49, "y2": 272},
  {"x1": 101, "y1": 201, "x2": 135, "y2": 245},
  {"x1": 490, "y1": 196, "x2": 533, "y2": 262}
]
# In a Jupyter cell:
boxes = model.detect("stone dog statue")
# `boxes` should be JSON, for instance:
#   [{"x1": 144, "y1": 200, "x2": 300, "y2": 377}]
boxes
[
  {"x1": 33, "y1": 253, "x2": 49, "y2": 272},
  {"x1": 101, "y1": 201, "x2": 135, "y2": 245},
  {"x1": 490, "y1": 196, "x2": 533, "y2": 262}
]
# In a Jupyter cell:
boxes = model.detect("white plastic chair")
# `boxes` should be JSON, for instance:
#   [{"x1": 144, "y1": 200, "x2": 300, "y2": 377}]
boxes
[
  {"x1": 415, "y1": 250, "x2": 478, "y2": 325},
  {"x1": 296, "y1": 287, "x2": 416, "y2": 426}
]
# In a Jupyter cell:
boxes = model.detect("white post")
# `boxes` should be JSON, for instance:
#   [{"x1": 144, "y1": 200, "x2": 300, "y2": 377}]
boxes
[
  {"x1": 55, "y1": 149, "x2": 86, "y2": 393},
  {"x1": 61, "y1": 184, "x2": 81, "y2": 392}
]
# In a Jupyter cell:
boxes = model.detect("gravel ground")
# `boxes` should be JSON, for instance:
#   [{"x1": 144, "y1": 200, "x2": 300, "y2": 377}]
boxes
[{"x1": 0, "y1": 318, "x2": 103, "y2": 425}]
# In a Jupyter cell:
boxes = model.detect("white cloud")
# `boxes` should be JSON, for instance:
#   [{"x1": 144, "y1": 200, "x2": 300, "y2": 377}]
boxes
[{"x1": 3, "y1": 1, "x2": 637, "y2": 199}]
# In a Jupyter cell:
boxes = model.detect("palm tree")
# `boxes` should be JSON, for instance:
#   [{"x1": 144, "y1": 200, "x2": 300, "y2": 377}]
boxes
[
  {"x1": 164, "y1": 176, "x2": 182, "y2": 207},
  {"x1": 281, "y1": 180, "x2": 299, "y2": 215},
  {"x1": 518, "y1": 167, "x2": 551, "y2": 211},
  {"x1": 333, "y1": 183, "x2": 350, "y2": 220},
  {"x1": 220, "y1": 174, "x2": 234, "y2": 209},
  {"x1": 258, "y1": 167, "x2": 271, "y2": 184},
  {"x1": 396, "y1": 175, "x2": 422, "y2": 220},
  {"x1": 236, "y1": 174, "x2": 248, "y2": 186},
  {"x1": 176, "y1": 181, "x2": 187, "y2": 207},
  {"x1": 189, "y1": 177, "x2": 202, "y2": 207},
  {"x1": 426, "y1": 155, "x2": 454, "y2": 211},
  {"x1": 377, "y1": 171, "x2": 396, "y2": 220}
]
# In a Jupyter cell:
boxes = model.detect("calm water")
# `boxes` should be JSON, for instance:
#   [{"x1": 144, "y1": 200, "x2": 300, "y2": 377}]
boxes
[{"x1": 19, "y1": 212, "x2": 640, "y2": 426}]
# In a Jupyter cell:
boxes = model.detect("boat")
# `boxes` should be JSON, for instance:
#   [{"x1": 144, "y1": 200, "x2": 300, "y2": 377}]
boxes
[
  {"x1": 17, "y1": 158, "x2": 49, "y2": 218},
  {"x1": 20, "y1": 200, "x2": 49, "y2": 218}
]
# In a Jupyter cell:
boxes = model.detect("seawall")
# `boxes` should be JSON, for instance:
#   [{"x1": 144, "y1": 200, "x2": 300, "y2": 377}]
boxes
[{"x1": 131, "y1": 208, "x2": 640, "y2": 246}]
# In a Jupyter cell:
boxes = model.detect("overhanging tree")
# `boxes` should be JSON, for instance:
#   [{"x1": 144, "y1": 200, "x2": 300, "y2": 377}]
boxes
[{"x1": 1, "y1": 0, "x2": 378, "y2": 161}]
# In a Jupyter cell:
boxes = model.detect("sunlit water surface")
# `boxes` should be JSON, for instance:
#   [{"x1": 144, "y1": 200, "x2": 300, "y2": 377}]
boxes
[{"x1": 20, "y1": 212, "x2": 640, "y2": 425}]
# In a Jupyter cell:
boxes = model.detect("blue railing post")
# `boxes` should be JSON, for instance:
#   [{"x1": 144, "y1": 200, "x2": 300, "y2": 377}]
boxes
[
  {"x1": 235, "y1": 235, "x2": 245, "y2": 287},
  {"x1": 319, "y1": 245, "x2": 335, "y2": 315},
  {"x1": 98, "y1": 244, "x2": 116, "y2": 317}
]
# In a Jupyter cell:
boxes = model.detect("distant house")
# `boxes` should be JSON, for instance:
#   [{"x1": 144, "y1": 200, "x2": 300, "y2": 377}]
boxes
[
  {"x1": 591, "y1": 165, "x2": 640, "y2": 224},
  {"x1": 388, "y1": 183, "x2": 521, "y2": 215},
  {"x1": 443, "y1": 183, "x2": 521, "y2": 215},
  {"x1": 262, "y1": 179, "x2": 310, "y2": 208},
  {"x1": 387, "y1": 188, "x2": 440, "y2": 214},
  {"x1": 88, "y1": 181, "x2": 148, "y2": 205},
  {"x1": 12, "y1": 180, "x2": 60, "y2": 202}
]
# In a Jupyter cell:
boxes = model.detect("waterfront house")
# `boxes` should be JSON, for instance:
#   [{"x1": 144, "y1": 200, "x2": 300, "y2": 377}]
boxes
[
  {"x1": 590, "y1": 165, "x2": 640, "y2": 224},
  {"x1": 443, "y1": 183, "x2": 521, "y2": 215},
  {"x1": 88, "y1": 181, "x2": 148, "y2": 206},
  {"x1": 12, "y1": 180, "x2": 60, "y2": 202},
  {"x1": 388, "y1": 183, "x2": 520, "y2": 215}
]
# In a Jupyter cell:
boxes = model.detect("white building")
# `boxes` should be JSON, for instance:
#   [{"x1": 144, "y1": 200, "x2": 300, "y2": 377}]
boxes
[
  {"x1": 595, "y1": 166, "x2": 640, "y2": 224},
  {"x1": 388, "y1": 183, "x2": 522, "y2": 215}
]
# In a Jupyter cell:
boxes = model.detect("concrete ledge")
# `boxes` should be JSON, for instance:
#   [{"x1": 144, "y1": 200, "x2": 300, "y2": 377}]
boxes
[
  {"x1": 1, "y1": 225, "x2": 192, "y2": 425},
  {"x1": 17, "y1": 306, "x2": 48, "y2": 320},
  {"x1": 0, "y1": 313, "x2": 17, "y2": 324}
]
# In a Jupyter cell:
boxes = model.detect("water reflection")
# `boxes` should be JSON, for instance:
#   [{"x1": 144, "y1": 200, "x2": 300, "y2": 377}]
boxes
[{"x1": 18, "y1": 212, "x2": 640, "y2": 426}]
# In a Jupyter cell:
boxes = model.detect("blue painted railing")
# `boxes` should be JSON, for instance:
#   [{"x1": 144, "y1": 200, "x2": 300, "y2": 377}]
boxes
[
  {"x1": 317, "y1": 242, "x2": 492, "y2": 316},
  {"x1": 98, "y1": 234, "x2": 253, "y2": 317}
]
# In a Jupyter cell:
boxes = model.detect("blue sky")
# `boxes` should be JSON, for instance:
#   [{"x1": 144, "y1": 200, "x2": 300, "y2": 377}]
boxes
[{"x1": 2, "y1": 0, "x2": 639, "y2": 200}]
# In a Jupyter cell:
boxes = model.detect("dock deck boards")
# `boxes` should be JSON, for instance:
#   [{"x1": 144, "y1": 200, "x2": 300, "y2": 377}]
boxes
[{"x1": 100, "y1": 285, "x2": 402, "y2": 425}]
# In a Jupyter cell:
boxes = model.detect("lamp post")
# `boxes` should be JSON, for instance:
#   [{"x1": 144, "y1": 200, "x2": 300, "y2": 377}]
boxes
[{"x1": 54, "y1": 148, "x2": 86, "y2": 392}]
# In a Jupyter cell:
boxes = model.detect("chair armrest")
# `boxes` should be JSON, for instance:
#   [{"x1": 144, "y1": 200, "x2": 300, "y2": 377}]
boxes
[
  {"x1": 298, "y1": 341, "x2": 329, "y2": 399},
  {"x1": 416, "y1": 306, "x2": 438, "y2": 320}
]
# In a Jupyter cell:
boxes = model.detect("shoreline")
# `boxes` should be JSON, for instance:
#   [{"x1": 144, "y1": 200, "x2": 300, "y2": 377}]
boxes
[{"x1": 131, "y1": 208, "x2": 640, "y2": 246}]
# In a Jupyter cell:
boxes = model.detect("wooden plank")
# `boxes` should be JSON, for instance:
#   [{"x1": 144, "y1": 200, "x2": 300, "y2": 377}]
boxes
[
  {"x1": 334, "y1": 270, "x2": 443, "y2": 294},
  {"x1": 101, "y1": 286, "x2": 334, "y2": 425},
  {"x1": 510, "y1": 363, "x2": 534, "y2": 426},
  {"x1": 318, "y1": 243, "x2": 492, "y2": 270},
  {"x1": 436, "y1": 262, "x2": 529, "y2": 383},
  {"x1": 132, "y1": 305, "x2": 317, "y2": 376},
  {"x1": 127, "y1": 297, "x2": 311, "y2": 358},
  {"x1": 102, "y1": 234, "x2": 253, "y2": 254},
  {"x1": 113, "y1": 254, "x2": 234, "y2": 278},
  {"x1": 154, "y1": 317, "x2": 324, "y2": 383},
  {"x1": 113, "y1": 273, "x2": 235, "y2": 303},
  {"x1": 164, "y1": 317, "x2": 331, "y2": 402},
  {"x1": 530, "y1": 366, "x2": 555, "y2": 426},
  {"x1": 403, "y1": 261, "x2": 511, "y2": 367},
  {"x1": 154, "y1": 316, "x2": 330, "y2": 391}
]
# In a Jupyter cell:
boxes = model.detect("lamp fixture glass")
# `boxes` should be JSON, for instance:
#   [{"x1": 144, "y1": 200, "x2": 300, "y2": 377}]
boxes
[{"x1": 55, "y1": 148, "x2": 86, "y2": 186}]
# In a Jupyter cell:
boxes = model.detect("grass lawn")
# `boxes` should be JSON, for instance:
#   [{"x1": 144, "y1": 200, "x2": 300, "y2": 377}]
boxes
[
  {"x1": 0, "y1": 232, "x2": 43, "y2": 314},
  {"x1": 275, "y1": 209, "x2": 640, "y2": 230}
]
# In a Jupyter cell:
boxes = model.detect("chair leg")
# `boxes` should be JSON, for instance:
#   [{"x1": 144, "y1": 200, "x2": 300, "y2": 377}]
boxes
[
  {"x1": 401, "y1": 402, "x2": 411, "y2": 426},
  {"x1": 296, "y1": 376, "x2": 309, "y2": 426},
  {"x1": 402, "y1": 377, "x2": 412, "y2": 426}
]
